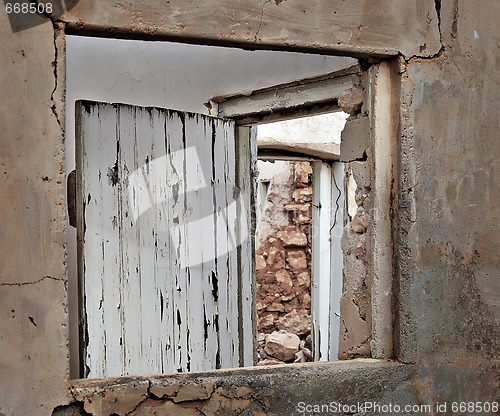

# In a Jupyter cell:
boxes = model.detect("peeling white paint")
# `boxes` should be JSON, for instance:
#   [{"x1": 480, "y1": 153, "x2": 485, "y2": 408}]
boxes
[
  {"x1": 311, "y1": 162, "x2": 344, "y2": 361},
  {"x1": 77, "y1": 101, "x2": 253, "y2": 378}
]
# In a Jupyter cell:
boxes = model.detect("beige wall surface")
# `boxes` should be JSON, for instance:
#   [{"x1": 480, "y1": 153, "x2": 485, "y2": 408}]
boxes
[{"x1": 0, "y1": 1, "x2": 498, "y2": 415}]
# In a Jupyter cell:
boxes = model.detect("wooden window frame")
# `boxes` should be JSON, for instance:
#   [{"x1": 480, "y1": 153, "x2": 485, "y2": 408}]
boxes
[{"x1": 214, "y1": 64, "x2": 396, "y2": 360}]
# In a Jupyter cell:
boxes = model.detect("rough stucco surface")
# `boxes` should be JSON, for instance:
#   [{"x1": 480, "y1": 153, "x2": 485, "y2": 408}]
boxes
[
  {"x1": 339, "y1": 163, "x2": 372, "y2": 359},
  {"x1": 396, "y1": 0, "x2": 500, "y2": 404},
  {"x1": 68, "y1": 361, "x2": 416, "y2": 416},
  {"x1": 61, "y1": 0, "x2": 440, "y2": 58},
  {"x1": 0, "y1": 0, "x2": 499, "y2": 415},
  {"x1": 0, "y1": 13, "x2": 70, "y2": 416}
]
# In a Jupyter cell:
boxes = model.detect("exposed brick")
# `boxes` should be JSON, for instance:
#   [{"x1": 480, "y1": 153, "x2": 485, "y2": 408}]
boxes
[
  {"x1": 265, "y1": 331, "x2": 300, "y2": 361},
  {"x1": 293, "y1": 161, "x2": 313, "y2": 185},
  {"x1": 284, "y1": 203, "x2": 310, "y2": 211},
  {"x1": 292, "y1": 187, "x2": 313, "y2": 202}
]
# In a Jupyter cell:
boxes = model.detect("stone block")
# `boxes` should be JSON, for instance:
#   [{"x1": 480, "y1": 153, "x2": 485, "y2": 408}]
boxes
[
  {"x1": 264, "y1": 331, "x2": 300, "y2": 362},
  {"x1": 256, "y1": 254, "x2": 266, "y2": 270},
  {"x1": 351, "y1": 206, "x2": 370, "y2": 234},
  {"x1": 297, "y1": 271, "x2": 311, "y2": 286},
  {"x1": 266, "y1": 246, "x2": 286, "y2": 270},
  {"x1": 338, "y1": 87, "x2": 364, "y2": 115},
  {"x1": 286, "y1": 250, "x2": 308, "y2": 272},
  {"x1": 276, "y1": 269, "x2": 293, "y2": 291},
  {"x1": 292, "y1": 187, "x2": 313, "y2": 202},
  {"x1": 350, "y1": 160, "x2": 371, "y2": 188},
  {"x1": 258, "y1": 314, "x2": 276, "y2": 332},
  {"x1": 276, "y1": 309, "x2": 311, "y2": 337},
  {"x1": 277, "y1": 229, "x2": 308, "y2": 247}
]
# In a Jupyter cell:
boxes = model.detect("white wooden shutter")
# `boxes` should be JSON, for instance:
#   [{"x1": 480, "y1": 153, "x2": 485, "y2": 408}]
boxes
[{"x1": 76, "y1": 101, "x2": 254, "y2": 378}]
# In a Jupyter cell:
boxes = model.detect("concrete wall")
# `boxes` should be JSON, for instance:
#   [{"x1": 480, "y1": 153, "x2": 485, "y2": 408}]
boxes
[{"x1": 0, "y1": 1, "x2": 498, "y2": 415}]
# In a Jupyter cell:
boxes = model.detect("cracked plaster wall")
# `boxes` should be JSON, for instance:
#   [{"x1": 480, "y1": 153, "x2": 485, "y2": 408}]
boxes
[
  {"x1": 395, "y1": 0, "x2": 500, "y2": 402},
  {"x1": 0, "y1": 11, "x2": 69, "y2": 416},
  {"x1": 0, "y1": 0, "x2": 499, "y2": 415}
]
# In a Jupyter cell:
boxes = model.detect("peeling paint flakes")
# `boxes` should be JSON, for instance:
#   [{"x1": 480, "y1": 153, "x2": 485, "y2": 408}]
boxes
[{"x1": 79, "y1": 102, "x2": 253, "y2": 378}]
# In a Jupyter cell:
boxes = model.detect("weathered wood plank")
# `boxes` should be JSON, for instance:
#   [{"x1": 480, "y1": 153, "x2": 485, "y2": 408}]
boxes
[
  {"x1": 237, "y1": 126, "x2": 258, "y2": 365},
  {"x1": 164, "y1": 111, "x2": 190, "y2": 373},
  {"x1": 62, "y1": 0, "x2": 440, "y2": 58},
  {"x1": 216, "y1": 118, "x2": 239, "y2": 367},
  {"x1": 79, "y1": 103, "x2": 125, "y2": 378},
  {"x1": 134, "y1": 107, "x2": 164, "y2": 373},
  {"x1": 77, "y1": 101, "x2": 252, "y2": 378},
  {"x1": 217, "y1": 72, "x2": 359, "y2": 119}
]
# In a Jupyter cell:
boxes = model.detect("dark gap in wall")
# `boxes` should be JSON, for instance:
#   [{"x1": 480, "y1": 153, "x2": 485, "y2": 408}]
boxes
[{"x1": 52, "y1": 402, "x2": 90, "y2": 416}]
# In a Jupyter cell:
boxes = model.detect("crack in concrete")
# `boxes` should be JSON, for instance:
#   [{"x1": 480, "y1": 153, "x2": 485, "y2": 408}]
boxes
[
  {"x1": 49, "y1": 22, "x2": 63, "y2": 131},
  {"x1": 249, "y1": 394, "x2": 267, "y2": 412},
  {"x1": 254, "y1": 0, "x2": 272, "y2": 41},
  {"x1": 33, "y1": 1, "x2": 63, "y2": 131},
  {"x1": 434, "y1": 0, "x2": 443, "y2": 44},
  {"x1": 404, "y1": 45, "x2": 447, "y2": 65},
  {"x1": 0, "y1": 275, "x2": 63, "y2": 287},
  {"x1": 450, "y1": 0, "x2": 459, "y2": 40},
  {"x1": 401, "y1": 1, "x2": 445, "y2": 62},
  {"x1": 329, "y1": 167, "x2": 341, "y2": 234},
  {"x1": 123, "y1": 379, "x2": 152, "y2": 416}
]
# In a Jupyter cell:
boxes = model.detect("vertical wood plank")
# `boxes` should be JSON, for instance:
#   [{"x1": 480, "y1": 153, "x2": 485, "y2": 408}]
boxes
[
  {"x1": 183, "y1": 114, "x2": 218, "y2": 371},
  {"x1": 117, "y1": 105, "x2": 142, "y2": 375},
  {"x1": 328, "y1": 162, "x2": 344, "y2": 361},
  {"x1": 236, "y1": 125, "x2": 257, "y2": 366},
  {"x1": 214, "y1": 118, "x2": 237, "y2": 368},
  {"x1": 79, "y1": 103, "x2": 125, "y2": 378},
  {"x1": 312, "y1": 161, "x2": 333, "y2": 361},
  {"x1": 164, "y1": 110, "x2": 189, "y2": 373}
]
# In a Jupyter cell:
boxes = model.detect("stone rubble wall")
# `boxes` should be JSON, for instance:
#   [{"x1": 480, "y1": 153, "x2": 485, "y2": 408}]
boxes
[{"x1": 255, "y1": 161, "x2": 314, "y2": 364}]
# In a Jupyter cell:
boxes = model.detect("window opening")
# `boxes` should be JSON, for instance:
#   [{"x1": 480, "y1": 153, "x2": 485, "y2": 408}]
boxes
[
  {"x1": 250, "y1": 113, "x2": 347, "y2": 366},
  {"x1": 66, "y1": 35, "x2": 381, "y2": 379}
]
